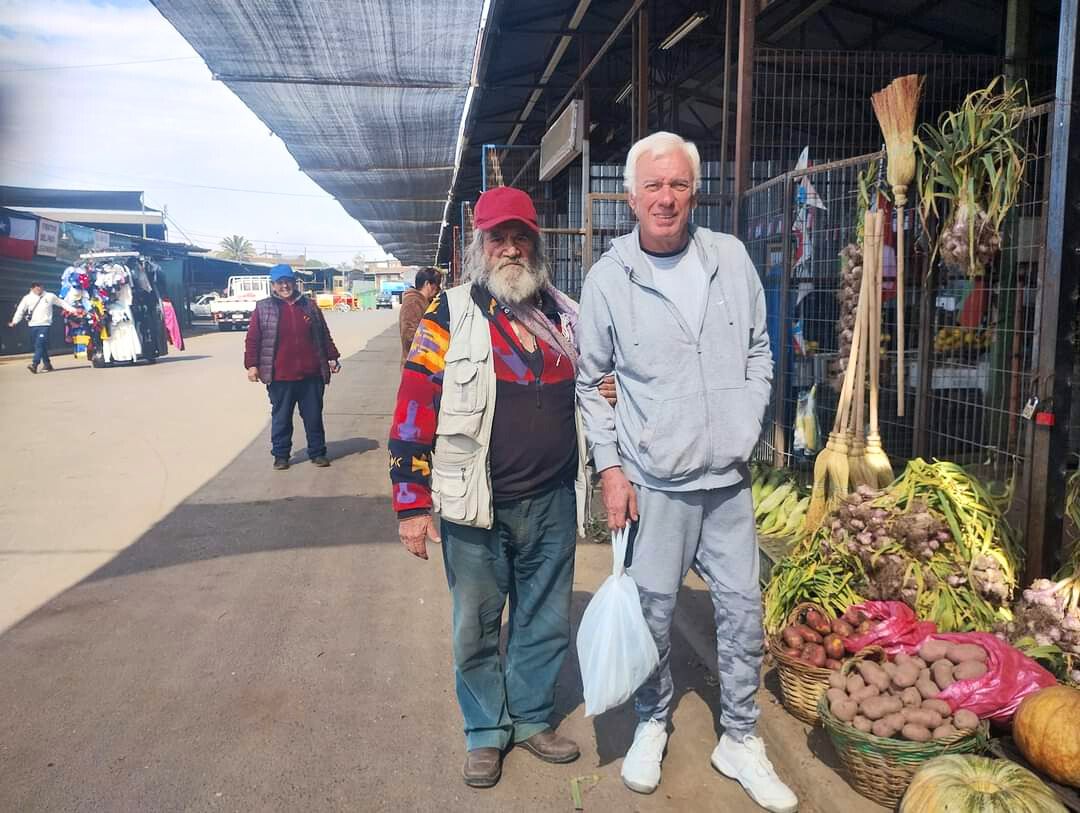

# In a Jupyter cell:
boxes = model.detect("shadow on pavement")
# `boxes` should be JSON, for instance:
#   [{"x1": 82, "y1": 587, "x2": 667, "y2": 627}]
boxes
[
  {"x1": 289, "y1": 437, "x2": 379, "y2": 464},
  {"x1": 151, "y1": 354, "x2": 212, "y2": 364},
  {"x1": 85, "y1": 494, "x2": 396, "y2": 582}
]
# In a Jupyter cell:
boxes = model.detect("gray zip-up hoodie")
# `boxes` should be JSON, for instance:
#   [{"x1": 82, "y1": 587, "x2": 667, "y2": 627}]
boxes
[{"x1": 576, "y1": 225, "x2": 773, "y2": 491}]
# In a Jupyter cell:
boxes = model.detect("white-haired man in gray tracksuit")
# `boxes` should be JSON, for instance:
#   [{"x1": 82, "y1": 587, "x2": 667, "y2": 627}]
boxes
[{"x1": 575, "y1": 131, "x2": 797, "y2": 813}]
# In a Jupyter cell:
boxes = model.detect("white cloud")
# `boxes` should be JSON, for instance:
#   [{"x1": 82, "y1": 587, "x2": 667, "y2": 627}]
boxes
[{"x1": 0, "y1": 0, "x2": 391, "y2": 261}]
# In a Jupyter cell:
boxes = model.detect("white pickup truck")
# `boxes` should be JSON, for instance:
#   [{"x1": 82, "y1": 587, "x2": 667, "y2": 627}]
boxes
[{"x1": 211, "y1": 275, "x2": 270, "y2": 331}]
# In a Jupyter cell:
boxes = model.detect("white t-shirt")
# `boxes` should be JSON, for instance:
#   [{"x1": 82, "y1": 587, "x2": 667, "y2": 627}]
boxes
[{"x1": 643, "y1": 243, "x2": 708, "y2": 336}]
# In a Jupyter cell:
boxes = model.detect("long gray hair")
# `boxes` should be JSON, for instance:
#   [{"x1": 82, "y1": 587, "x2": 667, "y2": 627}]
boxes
[{"x1": 462, "y1": 228, "x2": 552, "y2": 292}]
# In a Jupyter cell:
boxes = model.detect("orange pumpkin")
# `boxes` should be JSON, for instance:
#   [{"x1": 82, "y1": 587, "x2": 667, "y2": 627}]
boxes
[{"x1": 1013, "y1": 685, "x2": 1080, "y2": 788}]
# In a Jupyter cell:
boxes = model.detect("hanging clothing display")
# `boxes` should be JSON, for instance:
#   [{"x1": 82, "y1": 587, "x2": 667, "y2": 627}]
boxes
[
  {"x1": 58, "y1": 254, "x2": 168, "y2": 366},
  {"x1": 161, "y1": 299, "x2": 184, "y2": 350}
]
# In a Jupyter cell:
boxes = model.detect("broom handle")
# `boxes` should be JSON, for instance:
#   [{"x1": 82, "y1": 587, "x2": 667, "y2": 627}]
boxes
[
  {"x1": 834, "y1": 219, "x2": 872, "y2": 435},
  {"x1": 896, "y1": 201, "x2": 906, "y2": 417},
  {"x1": 854, "y1": 263, "x2": 868, "y2": 440},
  {"x1": 869, "y1": 211, "x2": 883, "y2": 435}
]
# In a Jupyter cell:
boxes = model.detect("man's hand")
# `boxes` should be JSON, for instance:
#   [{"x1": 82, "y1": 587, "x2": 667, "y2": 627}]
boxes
[
  {"x1": 6, "y1": 321, "x2": 15, "y2": 329},
  {"x1": 398, "y1": 514, "x2": 441, "y2": 560},
  {"x1": 246, "y1": 366, "x2": 260, "y2": 383},
  {"x1": 599, "y1": 374, "x2": 617, "y2": 407},
  {"x1": 330, "y1": 359, "x2": 341, "y2": 374},
  {"x1": 600, "y1": 466, "x2": 638, "y2": 530}
]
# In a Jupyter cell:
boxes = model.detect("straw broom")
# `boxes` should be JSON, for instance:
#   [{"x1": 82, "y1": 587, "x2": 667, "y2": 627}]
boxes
[
  {"x1": 871, "y1": 73, "x2": 924, "y2": 418},
  {"x1": 806, "y1": 249, "x2": 871, "y2": 530},
  {"x1": 864, "y1": 210, "x2": 895, "y2": 487}
]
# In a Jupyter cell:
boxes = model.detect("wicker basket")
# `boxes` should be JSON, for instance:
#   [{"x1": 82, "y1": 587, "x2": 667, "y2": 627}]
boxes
[
  {"x1": 768, "y1": 601, "x2": 835, "y2": 725},
  {"x1": 817, "y1": 651, "x2": 989, "y2": 808}
]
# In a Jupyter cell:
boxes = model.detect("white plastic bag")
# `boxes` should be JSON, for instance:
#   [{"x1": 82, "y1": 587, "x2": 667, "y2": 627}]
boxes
[{"x1": 576, "y1": 526, "x2": 660, "y2": 716}]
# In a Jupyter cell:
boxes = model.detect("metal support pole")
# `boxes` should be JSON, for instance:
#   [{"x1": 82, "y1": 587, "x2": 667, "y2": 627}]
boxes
[
  {"x1": 634, "y1": 7, "x2": 650, "y2": 142},
  {"x1": 912, "y1": 248, "x2": 936, "y2": 458},
  {"x1": 581, "y1": 36, "x2": 593, "y2": 274},
  {"x1": 1024, "y1": 0, "x2": 1078, "y2": 577},
  {"x1": 733, "y1": 0, "x2": 755, "y2": 237},
  {"x1": 720, "y1": 0, "x2": 733, "y2": 201},
  {"x1": 773, "y1": 176, "x2": 794, "y2": 466}
]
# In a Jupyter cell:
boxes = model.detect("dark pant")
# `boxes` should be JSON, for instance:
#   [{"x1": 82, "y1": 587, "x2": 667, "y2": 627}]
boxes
[
  {"x1": 30, "y1": 326, "x2": 51, "y2": 369},
  {"x1": 441, "y1": 480, "x2": 577, "y2": 750},
  {"x1": 267, "y1": 377, "x2": 326, "y2": 460}
]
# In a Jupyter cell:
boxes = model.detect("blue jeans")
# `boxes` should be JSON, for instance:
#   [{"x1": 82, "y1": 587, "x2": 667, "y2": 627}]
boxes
[
  {"x1": 441, "y1": 480, "x2": 576, "y2": 751},
  {"x1": 30, "y1": 326, "x2": 51, "y2": 369},
  {"x1": 267, "y1": 377, "x2": 326, "y2": 460}
]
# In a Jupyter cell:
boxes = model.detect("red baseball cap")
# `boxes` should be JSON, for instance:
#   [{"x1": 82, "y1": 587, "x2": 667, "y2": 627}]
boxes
[{"x1": 473, "y1": 186, "x2": 540, "y2": 234}]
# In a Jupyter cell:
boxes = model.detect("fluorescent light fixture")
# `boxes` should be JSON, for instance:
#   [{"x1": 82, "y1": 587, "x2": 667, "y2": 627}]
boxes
[
  {"x1": 660, "y1": 12, "x2": 708, "y2": 50},
  {"x1": 615, "y1": 81, "x2": 632, "y2": 105}
]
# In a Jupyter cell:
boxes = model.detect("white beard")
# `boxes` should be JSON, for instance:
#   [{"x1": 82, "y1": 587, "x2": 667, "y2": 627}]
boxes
[{"x1": 480, "y1": 257, "x2": 548, "y2": 306}]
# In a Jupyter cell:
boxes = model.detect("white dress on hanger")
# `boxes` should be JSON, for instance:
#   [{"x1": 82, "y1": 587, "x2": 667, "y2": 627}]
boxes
[{"x1": 101, "y1": 275, "x2": 142, "y2": 363}]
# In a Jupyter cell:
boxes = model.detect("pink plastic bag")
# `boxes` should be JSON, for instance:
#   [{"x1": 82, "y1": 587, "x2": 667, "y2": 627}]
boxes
[
  {"x1": 928, "y1": 632, "x2": 1057, "y2": 723},
  {"x1": 843, "y1": 600, "x2": 938, "y2": 656}
]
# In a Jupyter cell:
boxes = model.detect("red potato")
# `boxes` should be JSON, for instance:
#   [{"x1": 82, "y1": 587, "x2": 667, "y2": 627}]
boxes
[
  {"x1": 781, "y1": 626, "x2": 804, "y2": 649},
  {"x1": 793, "y1": 624, "x2": 822, "y2": 644},
  {"x1": 831, "y1": 618, "x2": 855, "y2": 637},
  {"x1": 782, "y1": 647, "x2": 801, "y2": 659},
  {"x1": 843, "y1": 606, "x2": 866, "y2": 625},
  {"x1": 804, "y1": 609, "x2": 832, "y2": 636},
  {"x1": 856, "y1": 619, "x2": 874, "y2": 635},
  {"x1": 823, "y1": 634, "x2": 845, "y2": 660},
  {"x1": 800, "y1": 643, "x2": 827, "y2": 668},
  {"x1": 825, "y1": 658, "x2": 843, "y2": 670}
]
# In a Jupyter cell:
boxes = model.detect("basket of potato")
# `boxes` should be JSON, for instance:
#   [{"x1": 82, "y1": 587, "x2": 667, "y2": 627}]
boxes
[
  {"x1": 768, "y1": 602, "x2": 866, "y2": 724},
  {"x1": 817, "y1": 643, "x2": 990, "y2": 808}
]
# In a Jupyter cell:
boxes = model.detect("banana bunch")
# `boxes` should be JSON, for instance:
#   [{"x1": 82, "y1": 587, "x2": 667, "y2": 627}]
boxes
[{"x1": 751, "y1": 464, "x2": 810, "y2": 538}]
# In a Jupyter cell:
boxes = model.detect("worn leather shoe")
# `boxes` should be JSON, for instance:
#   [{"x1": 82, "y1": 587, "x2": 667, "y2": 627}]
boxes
[
  {"x1": 273, "y1": 457, "x2": 289, "y2": 471},
  {"x1": 462, "y1": 747, "x2": 502, "y2": 788},
  {"x1": 519, "y1": 729, "x2": 580, "y2": 764},
  {"x1": 310, "y1": 456, "x2": 330, "y2": 467}
]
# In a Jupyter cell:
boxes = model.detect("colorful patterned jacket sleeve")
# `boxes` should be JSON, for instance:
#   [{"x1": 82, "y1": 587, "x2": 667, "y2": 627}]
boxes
[{"x1": 389, "y1": 292, "x2": 450, "y2": 517}]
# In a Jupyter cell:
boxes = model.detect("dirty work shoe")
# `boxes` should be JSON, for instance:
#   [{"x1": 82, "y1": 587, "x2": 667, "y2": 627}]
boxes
[
  {"x1": 621, "y1": 718, "x2": 667, "y2": 794},
  {"x1": 711, "y1": 734, "x2": 798, "y2": 813},
  {"x1": 519, "y1": 729, "x2": 580, "y2": 763},
  {"x1": 462, "y1": 747, "x2": 502, "y2": 788},
  {"x1": 310, "y1": 456, "x2": 330, "y2": 467},
  {"x1": 26, "y1": 363, "x2": 37, "y2": 374},
  {"x1": 273, "y1": 457, "x2": 289, "y2": 471}
]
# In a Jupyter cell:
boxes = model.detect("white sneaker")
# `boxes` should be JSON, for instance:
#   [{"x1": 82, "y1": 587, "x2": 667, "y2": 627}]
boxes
[
  {"x1": 711, "y1": 734, "x2": 798, "y2": 813},
  {"x1": 620, "y1": 718, "x2": 668, "y2": 794}
]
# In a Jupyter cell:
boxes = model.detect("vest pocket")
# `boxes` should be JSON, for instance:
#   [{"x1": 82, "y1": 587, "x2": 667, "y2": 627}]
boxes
[
  {"x1": 432, "y1": 443, "x2": 481, "y2": 523},
  {"x1": 442, "y1": 360, "x2": 481, "y2": 415}
]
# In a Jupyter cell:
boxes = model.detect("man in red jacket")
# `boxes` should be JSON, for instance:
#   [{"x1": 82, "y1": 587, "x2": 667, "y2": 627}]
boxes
[{"x1": 244, "y1": 264, "x2": 341, "y2": 470}]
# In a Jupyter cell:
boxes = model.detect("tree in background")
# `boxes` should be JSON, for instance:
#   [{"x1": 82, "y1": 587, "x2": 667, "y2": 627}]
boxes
[{"x1": 219, "y1": 235, "x2": 254, "y2": 260}]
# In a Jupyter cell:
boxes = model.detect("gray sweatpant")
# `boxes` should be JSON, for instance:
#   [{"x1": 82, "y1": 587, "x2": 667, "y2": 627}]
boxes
[{"x1": 626, "y1": 480, "x2": 763, "y2": 740}]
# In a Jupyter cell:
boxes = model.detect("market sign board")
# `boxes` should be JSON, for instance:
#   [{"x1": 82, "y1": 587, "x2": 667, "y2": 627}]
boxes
[
  {"x1": 56, "y1": 223, "x2": 96, "y2": 263},
  {"x1": 36, "y1": 218, "x2": 59, "y2": 257}
]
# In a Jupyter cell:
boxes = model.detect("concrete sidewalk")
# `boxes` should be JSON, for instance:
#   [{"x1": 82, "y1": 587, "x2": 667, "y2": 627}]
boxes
[{"x1": 0, "y1": 325, "x2": 859, "y2": 812}]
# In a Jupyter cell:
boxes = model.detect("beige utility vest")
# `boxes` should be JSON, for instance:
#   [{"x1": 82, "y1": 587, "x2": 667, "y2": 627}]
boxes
[{"x1": 432, "y1": 284, "x2": 589, "y2": 533}]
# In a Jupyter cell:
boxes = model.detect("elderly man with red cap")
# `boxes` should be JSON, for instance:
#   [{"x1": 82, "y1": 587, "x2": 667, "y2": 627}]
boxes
[{"x1": 389, "y1": 187, "x2": 589, "y2": 788}]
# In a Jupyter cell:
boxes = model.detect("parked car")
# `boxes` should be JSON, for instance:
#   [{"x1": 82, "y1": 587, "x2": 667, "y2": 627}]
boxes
[
  {"x1": 376, "y1": 291, "x2": 394, "y2": 309},
  {"x1": 189, "y1": 292, "x2": 219, "y2": 320}
]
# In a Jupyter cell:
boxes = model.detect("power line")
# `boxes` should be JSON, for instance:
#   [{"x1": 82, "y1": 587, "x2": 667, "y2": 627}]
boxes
[{"x1": 0, "y1": 56, "x2": 201, "y2": 73}]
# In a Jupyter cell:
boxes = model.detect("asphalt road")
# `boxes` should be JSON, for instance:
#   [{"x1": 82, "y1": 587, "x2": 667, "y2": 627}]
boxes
[{"x1": 0, "y1": 314, "x2": 772, "y2": 812}]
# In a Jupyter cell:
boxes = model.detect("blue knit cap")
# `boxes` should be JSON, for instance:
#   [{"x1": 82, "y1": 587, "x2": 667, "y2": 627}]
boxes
[{"x1": 270, "y1": 264, "x2": 295, "y2": 281}]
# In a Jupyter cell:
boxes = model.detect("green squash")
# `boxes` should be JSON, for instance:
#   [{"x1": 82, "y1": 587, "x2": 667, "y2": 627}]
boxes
[{"x1": 900, "y1": 755, "x2": 1065, "y2": 813}]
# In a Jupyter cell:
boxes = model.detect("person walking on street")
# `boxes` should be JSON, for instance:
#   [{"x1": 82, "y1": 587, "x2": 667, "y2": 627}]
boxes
[
  {"x1": 398, "y1": 266, "x2": 442, "y2": 363},
  {"x1": 7, "y1": 282, "x2": 82, "y2": 374},
  {"x1": 244, "y1": 264, "x2": 341, "y2": 470},
  {"x1": 575, "y1": 132, "x2": 798, "y2": 813},
  {"x1": 389, "y1": 187, "x2": 586, "y2": 789}
]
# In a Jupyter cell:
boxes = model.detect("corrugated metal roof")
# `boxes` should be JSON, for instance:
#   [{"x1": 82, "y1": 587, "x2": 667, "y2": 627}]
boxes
[{"x1": 150, "y1": 0, "x2": 488, "y2": 265}]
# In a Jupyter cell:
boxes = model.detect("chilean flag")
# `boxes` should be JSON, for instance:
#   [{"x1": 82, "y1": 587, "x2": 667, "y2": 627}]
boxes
[{"x1": 0, "y1": 214, "x2": 37, "y2": 260}]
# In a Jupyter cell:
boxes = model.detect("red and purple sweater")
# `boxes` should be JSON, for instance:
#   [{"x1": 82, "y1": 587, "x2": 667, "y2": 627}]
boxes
[{"x1": 389, "y1": 284, "x2": 577, "y2": 518}]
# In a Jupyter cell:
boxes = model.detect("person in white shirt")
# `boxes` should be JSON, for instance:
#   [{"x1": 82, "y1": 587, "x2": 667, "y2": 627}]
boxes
[{"x1": 8, "y1": 282, "x2": 82, "y2": 374}]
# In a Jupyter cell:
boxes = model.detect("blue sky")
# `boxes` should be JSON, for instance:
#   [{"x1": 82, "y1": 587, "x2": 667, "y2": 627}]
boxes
[{"x1": 0, "y1": 0, "x2": 390, "y2": 263}]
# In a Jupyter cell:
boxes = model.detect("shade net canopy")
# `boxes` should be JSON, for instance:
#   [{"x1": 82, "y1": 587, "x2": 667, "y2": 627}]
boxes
[{"x1": 151, "y1": 0, "x2": 485, "y2": 265}]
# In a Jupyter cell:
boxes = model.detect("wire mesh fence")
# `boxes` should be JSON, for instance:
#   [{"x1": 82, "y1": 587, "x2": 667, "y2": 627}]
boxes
[
  {"x1": 742, "y1": 103, "x2": 1057, "y2": 539},
  {"x1": 751, "y1": 49, "x2": 1056, "y2": 182}
]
